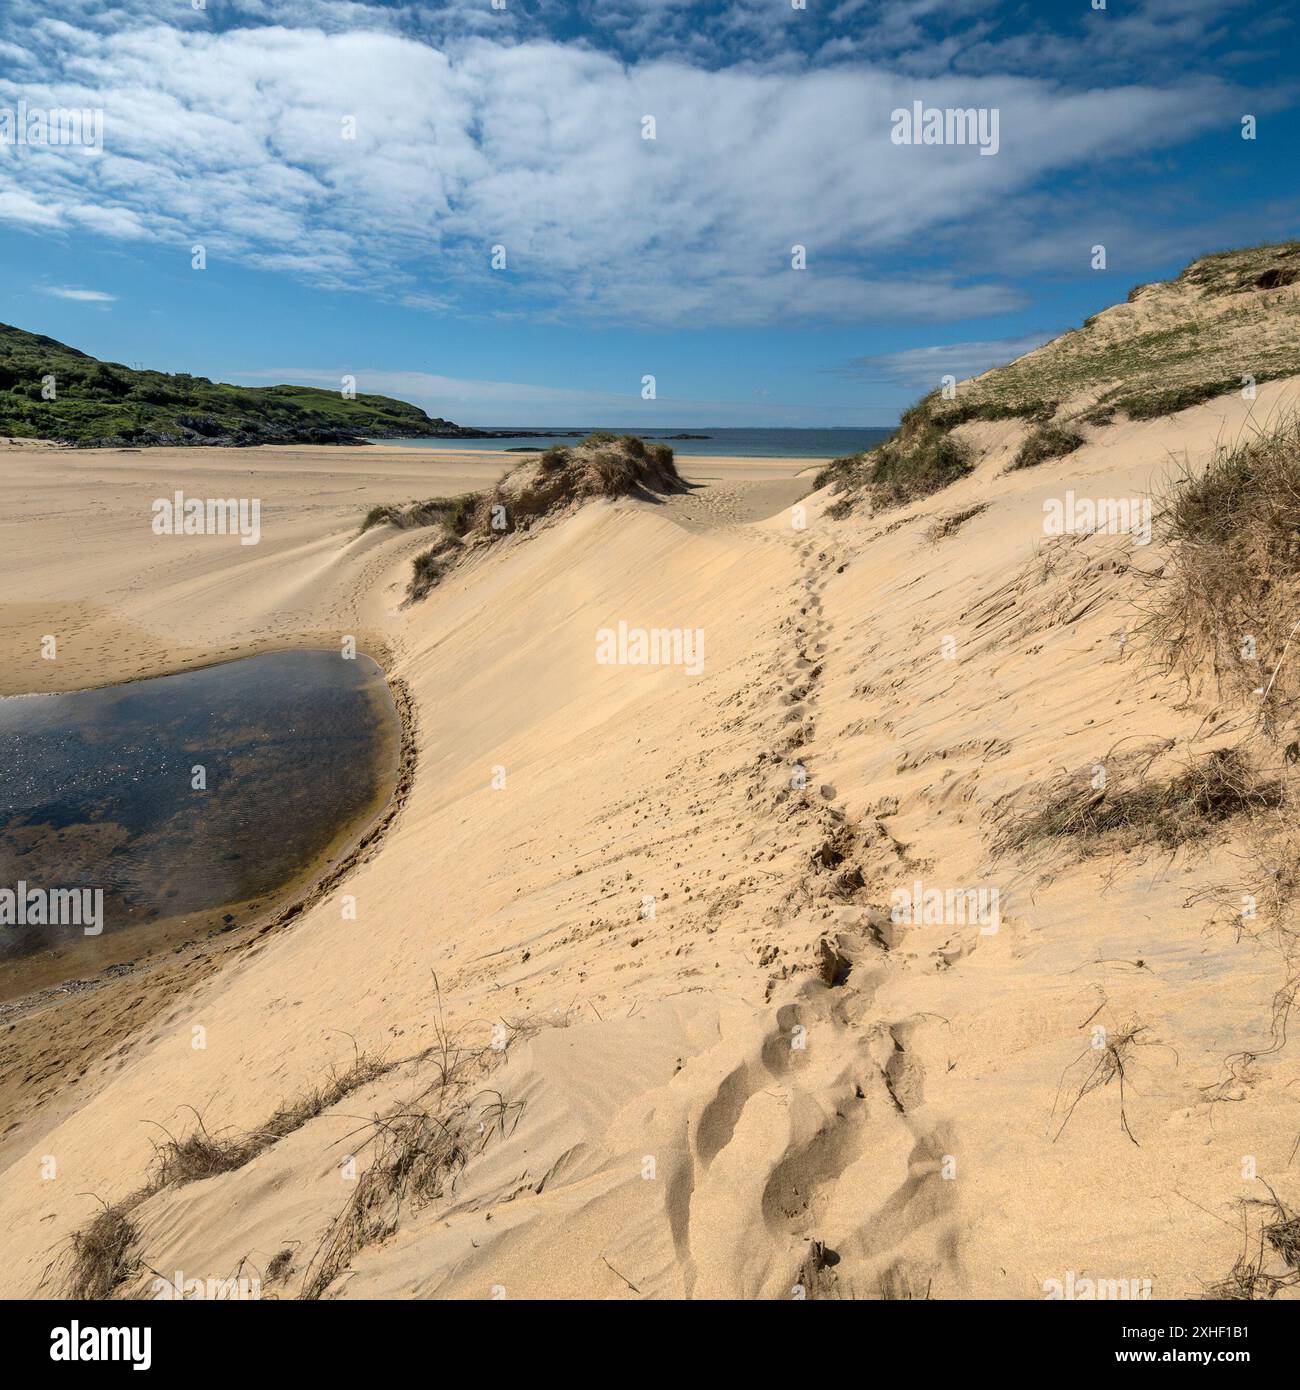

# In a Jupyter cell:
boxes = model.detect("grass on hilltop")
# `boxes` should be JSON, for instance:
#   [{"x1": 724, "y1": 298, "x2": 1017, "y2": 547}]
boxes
[
  {"x1": 0, "y1": 322, "x2": 456, "y2": 445},
  {"x1": 818, "y1": 242, "x2": 1300, "y2": 517}
]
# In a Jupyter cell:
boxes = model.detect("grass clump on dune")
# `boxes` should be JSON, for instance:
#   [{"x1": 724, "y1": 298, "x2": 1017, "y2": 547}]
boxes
[
  {"x1": 361, "y1": 492, "x2": 478, "y2": 535},
  {"x1": 57, "y1": 1049, "x2": 392, "y2": 1298},
  {"x1": 1147, "y1": 415, "x2": 1300, "y2": 714},
  {"x1": 1010, "y1": 423, "x2": 1085, "y2": 470},
  {"x1": 63, "y1": 1199, "x2": 146, "y2": 1299},
  {"x1": 485, "y1": 433, "x2": 680, "y2": 526},
  {"x1": 1204, "y1": 1187, "x2": 1300, "y2": 1300},
  {"x1": 301, "y1": 986, "x2": 521, "y2": 1300},
  {"x1": 358, "y1": 492, "x2": 479, "y2": 601},
  {"x1": 925, "y1": 502, "x2": 988, "y2": 543},
  {"x1": 150, "y1": 1051, "x2": 392, "y2": 1186},
  {"x1": 997, "y1": 747, "x2": 1281, "y2": 857},
  {"x1": 819, "y1": 399, "x2": 974, "y2": 516},
  {"x1": 397, "y1": 434, "x2": 682, "y2": 602},
  {"x1": 929, "y1": 396, "x2": 1059, "y2": 430},
  {"x1": 407, "y1": 536, "x2": 463, "y2": 601},
  {"x1": 865, "y1": 419, "x2": 973, "y2": 508}
]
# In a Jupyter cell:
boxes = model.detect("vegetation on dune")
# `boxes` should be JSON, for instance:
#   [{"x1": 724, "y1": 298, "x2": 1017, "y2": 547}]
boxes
[
  {"x1": 360, "y1": 434, "x2": 683, "y2": 603},
  {"x1": 996, "y1": 746, "x2": 1281, "y2": 858},
  {"x1": 1146, "y1": 413, "x2": 1300, "y2": 718},
  {"x1": 0, "y1": 321, "x2": 459, "y2": 446},
  {"x1": 1204, "y1": 1188, "x2": 1300, "y2": 1300},
  {"x1": 361, "y1": 493, "x2": 480, "y2": 536},
  {"x1": 818, "y1": 241, "x2": 1300, "y2": 518},
  {"x1": 818, "y1": 400, "x2": 973, "y2": 514},
  {"x1": 993, "y1": 416, "x2": 1300, "y2": 1077},
  {"x1": 925, "y1": 502, "x2": 988, "y2": 543},
  {"x1": 408, "y1": 535, "x2": 464, "y2": 601},
  {"x1": 965, "y1": 242, "x2": 1300, "y2": 424},
  {"x1": 57, "y1": 1048, "x2": 392, "y2": 1299},
  {"x1": 857, "y1": 414, "x2": 974, "y2": 509},
  {"x1": 1010, "y1": 422, "x2": 1085, "y2": 470}
]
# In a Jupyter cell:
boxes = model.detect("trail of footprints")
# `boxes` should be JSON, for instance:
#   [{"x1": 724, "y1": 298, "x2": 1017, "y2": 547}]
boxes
[{"x1": 672, "y1": 531, "x2": 968, "y2": 1297}]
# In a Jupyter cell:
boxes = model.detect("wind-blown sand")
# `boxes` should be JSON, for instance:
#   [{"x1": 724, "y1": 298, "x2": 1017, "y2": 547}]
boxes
[{"x1": 2, "y1": 395, "x2": 1299, "y2": 1299}]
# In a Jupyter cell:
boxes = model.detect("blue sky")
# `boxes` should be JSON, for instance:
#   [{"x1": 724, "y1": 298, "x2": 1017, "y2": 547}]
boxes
[{"x1": 0, "y1": 0, "x2": 1296, "y2": 426}]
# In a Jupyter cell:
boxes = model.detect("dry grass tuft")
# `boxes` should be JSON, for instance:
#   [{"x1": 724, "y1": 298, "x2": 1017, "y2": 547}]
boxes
[
  {"x1": 925, "y1": 502, "x2": 988, "y2": 543},
  {"x1": 299, "y1": 1081, "x2": 518, "y2": 1299},
  {"x1": 150, "y1": 1049, "x2": 391, "y2": 1186},
  {"x1": 1204, "y1": 1185, "x2": 1300, "y2": 1299},
  {"x1": 361, "y1": 493, "x2": 479, "y2": 536},
  {"x1": 58, "y1": 1045, "x2": 391, "y2": 1298},
  {"x1": 301, "y1": 983, "x2": 520, "y2": 1298},
  {"x1": 997, "y1": 746, "x2": 1281, "y2": 858},
  {"x1": 62, "y1": 1197, "x2": 147, "y2": 1299},
  {"x1": 1050, "y1": 1018, "x2": 1155, "y2": 1146},
  {"x1": 1145, "y1": 414, "x2": 1300, "y2": 719},
  {"x1": 406, "y1": 535, "x2": 462, "y2": 601}
]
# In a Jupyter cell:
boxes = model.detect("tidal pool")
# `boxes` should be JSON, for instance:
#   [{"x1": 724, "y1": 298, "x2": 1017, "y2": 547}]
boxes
[{"x1": 0, "y1": 650, "x2": 401, "y2": 982}]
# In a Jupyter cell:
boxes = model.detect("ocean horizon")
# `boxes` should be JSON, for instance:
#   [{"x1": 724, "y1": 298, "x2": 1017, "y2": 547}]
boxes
[{"x1": 372, "y1": 426, "x2": 895, "y2": 459}]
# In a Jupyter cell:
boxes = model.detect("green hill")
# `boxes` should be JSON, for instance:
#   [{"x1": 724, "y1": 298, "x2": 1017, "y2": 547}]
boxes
[{"x1": 0, "y1": 322, "x2": 464, "y2": 446}]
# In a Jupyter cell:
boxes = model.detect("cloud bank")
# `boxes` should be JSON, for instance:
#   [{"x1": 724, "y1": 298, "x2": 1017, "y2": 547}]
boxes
[{"x1": 0, "y1": 4, "x2": 1253, "y2": 328}]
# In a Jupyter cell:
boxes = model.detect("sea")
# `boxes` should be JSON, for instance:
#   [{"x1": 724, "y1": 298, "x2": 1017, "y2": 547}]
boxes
[{"x1": 371, "y1": 426, "x2": 893, "y2": 459}]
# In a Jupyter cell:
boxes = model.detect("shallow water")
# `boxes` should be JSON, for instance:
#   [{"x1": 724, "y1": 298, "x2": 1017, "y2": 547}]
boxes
[{"x1": 0, "y1": 650, "x2": 400, "y2": 966}]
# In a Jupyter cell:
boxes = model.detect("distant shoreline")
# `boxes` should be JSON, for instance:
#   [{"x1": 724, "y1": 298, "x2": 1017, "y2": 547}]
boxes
[{"x1": 371, "y1": 426, "x2": 894, "y2": 461}]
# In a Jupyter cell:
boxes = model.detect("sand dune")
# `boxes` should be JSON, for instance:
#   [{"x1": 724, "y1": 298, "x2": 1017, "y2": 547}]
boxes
[{"x1": 3, "y1": 380, "x2": 1300, "y2": 1299}]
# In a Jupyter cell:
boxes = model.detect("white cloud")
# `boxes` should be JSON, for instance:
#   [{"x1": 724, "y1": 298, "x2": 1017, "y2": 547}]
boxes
[
  {"x1": 0, "y1": 187, "x2": 63, "y2": 226},
  {"x1": 834, "y1": 333, "x2": 1056, "y2": 391},
  {"x1": 240, "y1": 365, "x2": 653, "y2": 424},
  {"x1": 43, "y1": 285, "x2": 116, "y2": 300},
  {"x1": 237, "y1": 365, "x2": 885, "y2": 426},
  {"x1": 0, "y1": 15, "x2": 1246, "y2": 327}
]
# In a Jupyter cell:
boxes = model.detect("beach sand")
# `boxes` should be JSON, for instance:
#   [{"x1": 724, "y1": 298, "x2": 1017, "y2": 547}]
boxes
[{"x1": 1, "y1": 395, "x2": 1299, "y2": 1299}]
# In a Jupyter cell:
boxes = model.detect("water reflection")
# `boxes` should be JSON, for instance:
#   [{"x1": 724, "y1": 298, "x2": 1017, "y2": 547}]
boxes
[{"x1": 0, "y1": 650, "x2": 400, "y2": 962}]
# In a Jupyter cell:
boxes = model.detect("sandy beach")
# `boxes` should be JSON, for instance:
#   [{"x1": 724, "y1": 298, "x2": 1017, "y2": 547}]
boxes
[
  {"x1": 0, "y1": 446, "x2": 815, "y2": 695},
  {"x1": 3, "y1": 368, "x2": 1300, "y2": 1299}
]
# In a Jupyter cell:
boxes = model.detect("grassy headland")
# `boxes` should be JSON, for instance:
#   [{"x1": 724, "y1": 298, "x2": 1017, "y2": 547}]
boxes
[{"x1": 0, "y1": 322, "x2": 465, "y2": 446}]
